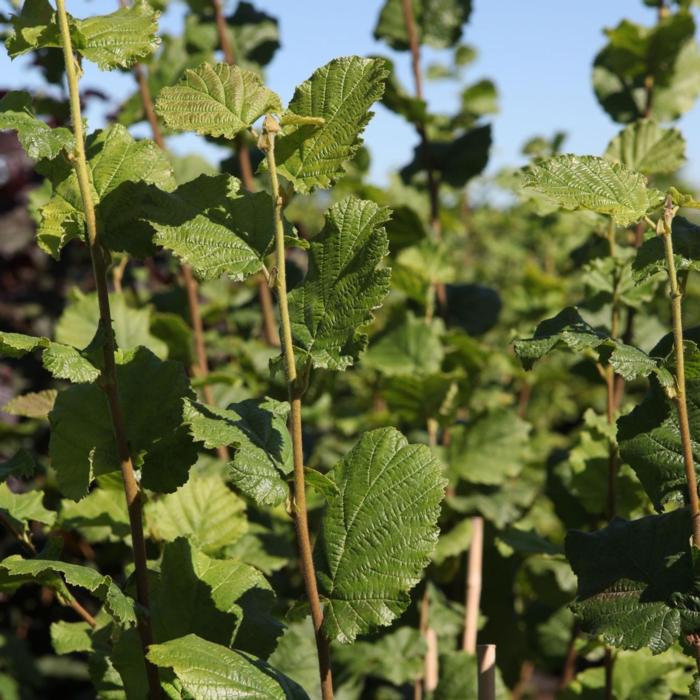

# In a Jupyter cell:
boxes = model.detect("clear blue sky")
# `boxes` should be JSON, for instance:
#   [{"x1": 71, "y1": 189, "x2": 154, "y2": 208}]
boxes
[{"x1": 2, "y1": 0, "x2": 699, "y2": 191}]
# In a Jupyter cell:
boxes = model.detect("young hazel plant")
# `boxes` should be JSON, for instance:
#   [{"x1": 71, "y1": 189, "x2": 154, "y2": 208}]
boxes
[{"x1": 0, "y1": 2, "x2": 447, "y2": 698}]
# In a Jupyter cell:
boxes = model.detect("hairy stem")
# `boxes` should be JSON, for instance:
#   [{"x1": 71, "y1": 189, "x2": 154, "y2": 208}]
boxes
[
  {"x1": 212, "y1": 0, "x2": 280, "y2": 346},
  {"x1": 55, "y1": 3, "x2": 160, "y2": 696},
  {"x1": 263, "y1": 116, "x2": 333, "y2": 700}
]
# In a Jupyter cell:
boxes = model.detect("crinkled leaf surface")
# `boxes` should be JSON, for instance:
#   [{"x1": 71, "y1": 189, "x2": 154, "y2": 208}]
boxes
[
  {"x1": 521, "y1": 155, "x2": 653, "y2": 226},
  {"x1": 6, "y1": 0, "x2": 159, "y2": 70},
  {"x1": 288, "y1": 197, "x2": 391, "y2": 371},
  {"x1": 146, "y1": 174, "x2": 277, "y2": 281},
  {"x1": 0, "y1": 91, "x2": 73, "y2": 160},
  {"x1": 566, "y1": 508, "x2": 700, "y2": 653},
  {"x1": 0, "y1": 550, "x2": 136, "y2": 627},
  {"x1": 184, "y1": 397, "x2": 292, "y2": 506},
  {"x1": 316, "y1": 428, "x2": 445, "y2": 643},
  {"x1": 147, "y1": 634, "x2": 309, "y2": 700},
  {"x1": 447, "y1": 409, "x2": 530, "y2": 485},
  {"x1": 156, "y1": 61, "x2": 281, "y2": 139},
  {"x1": 37, "y1": 124, "x2": 175, "y2": 258},
  {"x1": 48, "y1": 347, "x2": 196, "y2": 500},
  {"x1": 605, "y1": 120, "x2": 686, "y2": 175},
  {"x1": 514, "y1": 307, "x2": 660, "y2": 381},
  {"x1": 146, "y1": 473, "x2": 248, "y2": 554},
  {"x1": 618, "y1": 341, "x2": 700, "y2": 510},
  {"x1": 374, "y1": 0, "x2": 472, "y2": 51},
  {"x1": 271, "y1": 57, "x2": 388, "y2": 193},
  {"x1": 0, "y1": 331, "x2": 99, "y2": 383}
]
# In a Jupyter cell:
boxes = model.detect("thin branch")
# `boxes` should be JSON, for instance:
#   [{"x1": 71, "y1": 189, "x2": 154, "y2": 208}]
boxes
[
  {"x1": 462, "y1": 515, "x2": 483, "y2": 654},
  {"x1": 262, "y1": 115, "x2": 333, "y2": 700},
  {"x1": 55, "y1": 3, "x2": 160, "y2": 696},
  {"x1": 660, "y1": 196, "x2": 700, "y2": 673}
]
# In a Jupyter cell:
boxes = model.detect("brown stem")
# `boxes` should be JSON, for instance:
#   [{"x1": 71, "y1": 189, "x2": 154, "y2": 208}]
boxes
[
  {"x1": 558, "y1": 625, "x2": 578, "y2": 689},
  {"x1": 604, "y1": 648, "x2": 614, "y2": 700},
  {"x1": 264, "y1": 117, "x2": 333, "y2": 700},
  {"x1": 661, "y1": 202, "x2": 700, "y2": 545},
  {"x1": 55, "y1": 3, "x2": 160, "y2": 696},
  {"x1": 477, "y1": 644, "x2": 496, "y2": 700},
  {"x1": 462, "y1": 516, "x2": 483, "y2": 654},
  {"x1": 68, "y1": 596, "x2": 97, "y2": 628},
  {"x1": 212, "y1": 0, "x2": 280, "y2": 347}
]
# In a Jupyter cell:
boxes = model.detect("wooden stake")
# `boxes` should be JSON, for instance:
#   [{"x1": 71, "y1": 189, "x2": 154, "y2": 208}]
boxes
[
  {"x1": 463, "y1": 516, "x2": 484, "y2": 653},
  {"x1": 477, "y1": 644, "x2": 496, "y2": 700},
  {"x1": 424, "y1": 628, "x2": 439, "y2": 692}
]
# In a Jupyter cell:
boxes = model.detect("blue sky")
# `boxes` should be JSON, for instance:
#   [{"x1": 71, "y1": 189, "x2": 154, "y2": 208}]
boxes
[{"x1": 2, "y1": 0, "x2": 699, "y2": 190}]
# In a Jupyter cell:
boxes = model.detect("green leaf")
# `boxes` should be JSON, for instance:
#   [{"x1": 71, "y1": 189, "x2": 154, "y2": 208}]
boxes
[
  {"x1": 605, "y1": 120, "x2": 686, "y2": 175},
  {"x1": 6, "y1": 0, "x2": 160, "y2": 70},
  {"x1": 152, "y1": 538, "x2": 276, "y2": 649},
  {"x1": 521, "y1": 155, "x2": 653, "y2": 226},
  {"x1": 633, "y1": 217, "x2": 700, "y2": 282},
  {"x1": 270, "y1": 57, "x2": 388, "y2": 193},
  {"x1": 0, "y1": 91, "x2": 73, "y2": 160},
  {"x1": 434, "y1": 650, "x2": 508, "y2": 700},
  {"x1": 0, "y1": 484, "x2": 55, "y2": 538},
  {"x1": 49, "y1": 347, "x2": 197, "y2": 500},
  {"x1": 618, "y1": 341, "x2": 700, "y2": 510},
  {"x1": 184, "y1": 397, "x2": 292, "y2": 506},
  {"x1": 288, "y1": 197, "x2": 391, "y2": 371},
  {"x1": 401, "y1": 124, "x2": 491, "y2": 188},
  {"x1": 0, "y1": 450, "x2": 36, "y2": 483},
  {"x1": 592, "y1": 14, "x2": 700, "y2": 123},
  {"x1": 37, "y1": 124, "x2": 175, "y2": 259},
  {"x1": 514, "y1": 307, "x2": 659, "y2": 381},
  {"x1": 147, "y1": 634, "x2": 309, "y2": 700},
  {"x1": 0, "y1": 331, "x2": 99, "y2": 383},
  {"x1": 374, "y1": 0, "x2": 473, "y2": 51},
  {"x1": 50, "y1": 621, "x2": 93, "y2": 655},
  {"x1": 59, "y1": 479, "x2": 130, "y2": 542},
  {"x1": 146, "y1": 473, "x2": 248, "y2": 554},
  {"x1": 72, "y1": 1, "x2": 160, "y2": 70},
  {"x1": 3, "y1": 390, "x2": 56, "y2": 420},
  {"x1": 316, "y1": 428, "x2": 445, "y2": 643},
  {"x1": 379, "y1": 55, "x2": 430, "y2": 125},
  {"x1": 0, "y1": 550, "x2": 136, "y2": 627},
  {"x1": 335, "y1": 627, "x2": 426, "y2": 685},
  {"x1": 146, "y1": 174, "x2": 277, "y2": 281},
  {"x1": 447, "y1": 410, "x2": 530, "y2": 485},
  {"x1": 364, "y1": 313, "x2": 444, "y2": 376},
  {"x1": 56, "y1": 291, "x2": 167, "y2": 360},
  {"x1": 566, "y1": 508, "x2": 700, "y2": 653},
  {"x1": 155, "y1": 61, "x2": 281, "y2": 139}
]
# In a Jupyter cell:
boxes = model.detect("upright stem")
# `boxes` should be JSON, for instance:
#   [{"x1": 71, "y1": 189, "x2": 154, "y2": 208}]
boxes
[
  {"x1": 263, "y1": 117, "x2": 333, "y2": 700},
  {"x1": 55, "y1": 3, "x2": 160, "y2": 696},
  {"x1": 212, "y1": 0, "x2": 280, "y2": 346},
  {"x1": 661, "y1": 201, "x2": 700, "y2": 544},
  {"x1": 463, "y1": 516, "x2": 484, "y2": 654}
]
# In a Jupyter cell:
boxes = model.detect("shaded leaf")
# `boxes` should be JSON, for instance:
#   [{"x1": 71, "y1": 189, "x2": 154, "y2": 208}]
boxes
[{"x1": 605, "y1": 120, "x2": 686, "y2": 175}]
